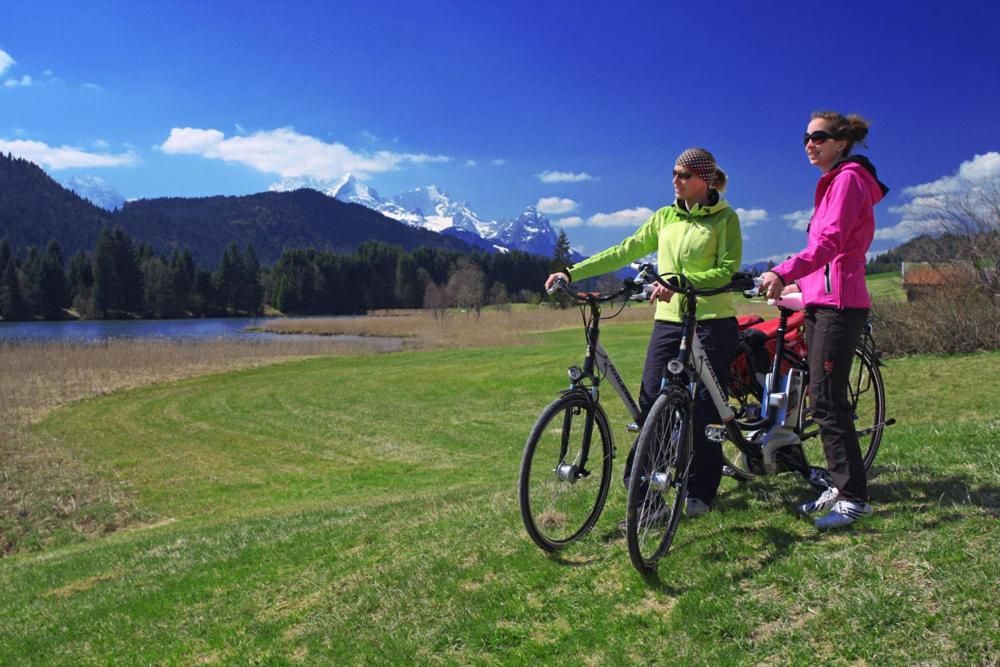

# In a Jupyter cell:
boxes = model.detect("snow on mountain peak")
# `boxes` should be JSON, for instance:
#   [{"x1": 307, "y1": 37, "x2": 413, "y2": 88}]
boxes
[
  {"x1": 271, "y1": 174, "x2": 563, "y2": 257},
  {"x1": 61, "y1": 175, "x2": 126, "y2": 211}
]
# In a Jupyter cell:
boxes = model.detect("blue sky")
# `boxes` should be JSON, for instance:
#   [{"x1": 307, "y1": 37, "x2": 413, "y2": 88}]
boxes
[{"x1": 3, "y1": 0, "x2": 999, "y2": 264}]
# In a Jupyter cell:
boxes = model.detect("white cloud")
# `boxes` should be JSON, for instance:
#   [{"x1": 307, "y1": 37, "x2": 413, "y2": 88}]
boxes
[
  {"x1": 555, "y1": 216, "x2": 584, "y2": 228},
  {"x1": 81, "y1": 82, "x2": 103, "y2": 91},
  {"x1": 158, "y1": 126, "x2": 450, "y2": 179},
  {"x1": 537, "y1": 196, "x2": 579, "y2": 215},
  {"x1": 491, "y1": 158, "x2": 506, "y2": 166},
  {"x1": 782, "y1": 208, "x2": 814, "y2": 231},
  {"x1": 536, "y1": 170, "x2": 598, "y2": 183},
  {"x1": 587, "y1": 206, "x2": 655, "y2": 228},
  {"x1": 0, "y1": 138, "x2": 139, "y2": 169},
  {"x1": 880, "y1": 152, "x2": 1000, "y2": 243},
  {"x1": 4, "y1": 75, "x2": 32, "y2": 88},
  {"x1": 873, "y1": 218, "x2": 935, "y2": 241},
  {"x1": 749, "y1": 252, "x2": 796, "y2": 266},
  {"x1": 902, "y1": 152, "x2": 1000, "y2": 197},
  {"x1": 465, "y1": 159, "x2": 477, "y2": 167},
  {"x1": 734, "y1": 207, "x2": 768, "y2": 226},
  {"x1": 0, "y1": 50, "x2": 14, "y2": 76}
]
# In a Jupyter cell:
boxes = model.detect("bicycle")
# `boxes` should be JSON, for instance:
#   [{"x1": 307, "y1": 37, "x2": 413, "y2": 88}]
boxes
[
  {"x1": 720, "y1": 286, "x2": 892, "y2": 485},
  {"x1": 518, "y1": 266, "x2": 654, "y2": 552},
  {"x1": 622, "y1": 271, "x2": 761, "y2": 573},
  {"x1": 625, "y1": 274, "x2": 895, "y2": 573}
]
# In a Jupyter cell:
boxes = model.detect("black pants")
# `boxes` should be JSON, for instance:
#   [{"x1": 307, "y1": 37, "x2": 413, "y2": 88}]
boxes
[
  {"x1": 805, "y1": 307, "x2": 869, "y2": 501},
  {"x1": 624, "y1": 318, "x2": 739, "y2": 504}
]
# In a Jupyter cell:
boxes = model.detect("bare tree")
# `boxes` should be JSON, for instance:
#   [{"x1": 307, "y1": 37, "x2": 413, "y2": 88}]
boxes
[
  {"x1": 906, "y1": 174, "x2": 1000, "y2": 293},
  {"x1": 488, "y1": 281, "x2": 511, "y2": 313},
  {"x1": 422, "y1": 281, "x2": 448, "y2": 320},
  {"x1": 446, "y1": 257, "x2": 485, "y2": 316}
]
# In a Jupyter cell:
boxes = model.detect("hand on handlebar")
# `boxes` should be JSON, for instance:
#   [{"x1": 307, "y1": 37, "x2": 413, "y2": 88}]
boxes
[
  {"x1": 648, "y1": 282, "x2": 675, "y2": 303},
  {"x1": 545, "y1": 272, "x2": 570, "y2": 293},
  {"x1": 758, "y1": 271, "x2": 785, "y2": 300}
]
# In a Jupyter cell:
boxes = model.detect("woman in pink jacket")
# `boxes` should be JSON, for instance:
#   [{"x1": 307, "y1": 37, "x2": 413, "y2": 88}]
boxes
[{"x1": 759, "y1": 111, "x2": 888, "y2": 529}]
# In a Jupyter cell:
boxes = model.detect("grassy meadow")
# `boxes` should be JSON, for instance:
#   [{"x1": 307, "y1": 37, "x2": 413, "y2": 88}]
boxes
[{"x1": 1, "y1": 302, "x2": 998, "y2": 664}]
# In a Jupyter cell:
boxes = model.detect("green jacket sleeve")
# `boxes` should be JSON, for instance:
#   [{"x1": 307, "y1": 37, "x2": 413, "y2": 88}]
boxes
[
  {"x1": 683, "y1": 210, "x2": 742, "y2": 288},
  {"x1": 566, "y1": 211, "x2": 660, "y2": 282}
]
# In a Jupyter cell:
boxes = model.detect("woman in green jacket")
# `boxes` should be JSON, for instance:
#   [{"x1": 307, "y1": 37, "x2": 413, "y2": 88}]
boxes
[{"x1": 545, "y1": 148, "x2": 742, "y2": 518}]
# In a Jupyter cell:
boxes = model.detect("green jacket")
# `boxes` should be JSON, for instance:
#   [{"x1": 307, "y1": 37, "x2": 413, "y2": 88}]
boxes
[{"x1": 568, "y1": 195, "x2": 742, "y2": 323}]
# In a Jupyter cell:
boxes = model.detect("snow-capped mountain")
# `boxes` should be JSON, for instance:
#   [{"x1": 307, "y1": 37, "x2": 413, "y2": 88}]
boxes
[
  {"x1": 61, "y1": 175, "x2": 126, "y2": 211},
  {"x1": 487, "y1": 206, "x2": 559, "y2": 257},
  {"x1": 267, "y1": 174, "x2": 563, "y2": 257}
]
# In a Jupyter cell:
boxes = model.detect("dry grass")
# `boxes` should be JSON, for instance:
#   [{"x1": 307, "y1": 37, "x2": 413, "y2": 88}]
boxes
[
  {"x1": 257, "y1": 301, "x2": 770, "y2": 350},
  {"x1": 0, "y1": 337, "x2": 397, "y2": 426}
]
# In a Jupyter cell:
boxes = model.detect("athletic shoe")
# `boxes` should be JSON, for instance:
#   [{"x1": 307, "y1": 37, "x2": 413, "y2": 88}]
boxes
[
  {"x1": 685, "y1": 497, "x2": 710, "y2": 518},
  {"x1": 799, "y1": 487, "x2": 840, "y2": 515},
  {"x1": 814, "y1": 499, "x2": 873, "y2": 530}
]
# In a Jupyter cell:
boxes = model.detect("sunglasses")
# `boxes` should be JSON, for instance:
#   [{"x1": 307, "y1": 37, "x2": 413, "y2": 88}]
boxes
[
  {"x1": 672, "y1": 169, "x2": 695, "y2": 180},
  {"x1": 803, "y1": 130, "x2": 841, "y2": 146}
]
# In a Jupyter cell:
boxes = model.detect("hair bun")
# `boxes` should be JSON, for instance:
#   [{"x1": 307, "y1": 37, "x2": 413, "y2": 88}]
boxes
[{"x1": 846, "y1": 114, "x2": 870, "y2": 144}]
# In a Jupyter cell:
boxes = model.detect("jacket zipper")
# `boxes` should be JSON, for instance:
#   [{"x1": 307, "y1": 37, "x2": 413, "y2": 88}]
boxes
[{"x1": 824, "y1": 264, "x2": 832, "y2": 294}]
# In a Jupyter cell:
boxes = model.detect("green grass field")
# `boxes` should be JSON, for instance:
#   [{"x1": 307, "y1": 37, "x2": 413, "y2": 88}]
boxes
[{"x1": 2, "y1": 321, "x2": 998, "y2": 664}]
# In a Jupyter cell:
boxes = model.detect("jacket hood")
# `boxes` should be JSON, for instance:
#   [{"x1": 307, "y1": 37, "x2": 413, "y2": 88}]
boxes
[
  {"x1": 672, "y1": 189, "x2": 731, "y2": 217},
  {"x1": 831, "y1": 155, "x2": 889, "y2": 199}
]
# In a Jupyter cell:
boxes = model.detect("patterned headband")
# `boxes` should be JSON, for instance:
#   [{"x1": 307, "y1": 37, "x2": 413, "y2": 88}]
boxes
[{"x1": 676, "y1": 149, "x2": 717, "y2": 187}]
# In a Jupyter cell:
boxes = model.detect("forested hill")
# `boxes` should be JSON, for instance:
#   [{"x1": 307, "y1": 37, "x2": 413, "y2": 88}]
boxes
[
  {"x1": 0, "y1": 154, "x2": 108, "y2": 258},
  {"x1": 0, "y1": 153, "x2": 473, "y2": 265},
  {"x1": 114, "y1": 189, "x2": 472, "y2": 265}
]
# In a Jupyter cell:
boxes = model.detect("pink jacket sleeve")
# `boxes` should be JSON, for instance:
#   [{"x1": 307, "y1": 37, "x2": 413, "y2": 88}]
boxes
[{"x1": 773, "y1": 172, "x2": 868, "y2": 284}]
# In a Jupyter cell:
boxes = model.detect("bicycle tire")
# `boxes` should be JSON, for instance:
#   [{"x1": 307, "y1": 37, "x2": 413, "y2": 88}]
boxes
[
  {"x1": 519, "y1": 392, "x2": 614, "y2": 552},
  {"x1": 721, "y1": 343, "x2": 886, "y2": 479},
  {"x1": 625, "y1": 389, "x2": 691, "y2": 573}
]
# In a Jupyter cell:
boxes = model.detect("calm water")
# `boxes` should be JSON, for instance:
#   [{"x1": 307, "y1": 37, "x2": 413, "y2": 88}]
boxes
[{"x1": 0, "y1": 317, "x2": 312, "y2": 344}]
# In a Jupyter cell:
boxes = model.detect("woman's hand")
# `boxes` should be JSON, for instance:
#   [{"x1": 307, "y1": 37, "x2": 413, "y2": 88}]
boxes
[
  {"x1": 545, "y1": 272, "x2": 570, "y2": 291},
  {"x1": 781, "y1": 282, "x2": 801, "y2": 296},
  {"x1": 758, "y1": 271, "x2": 785, "y2": 300},
  {"x1": 649, "y1": 283, "x2": 675, "y2": 303}
]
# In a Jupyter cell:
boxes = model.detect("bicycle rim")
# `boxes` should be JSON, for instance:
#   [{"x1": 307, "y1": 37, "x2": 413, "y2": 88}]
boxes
[
  {"x1": 519, "y1": 394, "x2": 613, "y2": 552},
  {"x1": 626, "y1": 392, "x2": 690, "y2": 573}
]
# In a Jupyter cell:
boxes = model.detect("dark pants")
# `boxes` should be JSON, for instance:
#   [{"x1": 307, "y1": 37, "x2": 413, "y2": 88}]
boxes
[
  {"x1": 805, "y1": 307, "x2": 869, "y2": 501},
  {"x1": 624, "y1": 317, "x2": 739, "y2": 504}
]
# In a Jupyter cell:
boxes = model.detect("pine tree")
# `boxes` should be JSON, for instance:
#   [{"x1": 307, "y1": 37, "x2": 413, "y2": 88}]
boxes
[
  {"x1": 551, "y1": 229, "x2": 572, "y2": 273},
  {"x1": 94, "y1": 226, "x2": 143, "y2": 316},
  {"x1": 38, "y1": 239, "x2": 70, "y2": 319},
  {"x1": 0, "y1": 260, "x2": 29, "y2": 320}
]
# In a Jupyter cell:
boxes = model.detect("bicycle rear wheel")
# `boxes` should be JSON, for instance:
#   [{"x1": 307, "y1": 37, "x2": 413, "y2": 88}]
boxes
[
  {"x1": 626, "y1": 390, "x2": 691, "y2": 574},
  {"x1": 519, "y1": 392, "x2": 613, "y2": 552},
  {"x1": 722, "y1": 344, "x2": 887, "y2": 480}
]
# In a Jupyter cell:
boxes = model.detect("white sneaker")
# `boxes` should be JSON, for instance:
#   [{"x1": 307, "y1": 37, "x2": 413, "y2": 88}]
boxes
[
  {"x1": 799, "y1": 487, "x2": 840, "y2": 515},
  {"x1": 814, "y1": 499, "x2": 873, "y2": 530},
  {"x1": 685, "y1": 497, "x2": 710, "y2": 518}
]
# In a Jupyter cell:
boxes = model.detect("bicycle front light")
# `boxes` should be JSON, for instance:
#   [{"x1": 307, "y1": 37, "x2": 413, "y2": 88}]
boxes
[
  {"x1": 667, "y1": 359, "x2": 684, "y2": 375},
  {"x1": 568, "y1": 366, "x2": 583, "y2": 382}
]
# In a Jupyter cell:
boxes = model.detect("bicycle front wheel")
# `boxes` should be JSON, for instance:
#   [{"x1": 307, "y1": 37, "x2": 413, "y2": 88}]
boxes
[
  {"x1": 626, "y1": 389, "x2": 691, "y2": 573},
  {"x1": 519, "y1": 392, "x2": 614, "y2": 552}
]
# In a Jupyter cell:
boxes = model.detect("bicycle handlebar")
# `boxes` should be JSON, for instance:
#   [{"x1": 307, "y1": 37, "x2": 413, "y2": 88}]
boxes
[
  {"x1": 547, "y1": 265, "x2": 756, "y2": 304},
  {"x1": 650, "y1": 271, "x2": 758, "y2": 298}
]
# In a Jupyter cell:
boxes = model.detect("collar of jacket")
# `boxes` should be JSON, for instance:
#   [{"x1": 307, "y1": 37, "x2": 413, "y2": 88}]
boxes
[
  {"x1": 825, "y1": 154, "x2": 890, "y2": 197},
  {"x1": 672, "y1": 189, "x2": 730, "y2": 217}
]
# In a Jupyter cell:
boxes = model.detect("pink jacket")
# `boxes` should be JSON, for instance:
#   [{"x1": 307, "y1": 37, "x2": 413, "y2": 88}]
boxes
[{"x1": 773, "y1": 157, "x2": 887, "y2": 309}]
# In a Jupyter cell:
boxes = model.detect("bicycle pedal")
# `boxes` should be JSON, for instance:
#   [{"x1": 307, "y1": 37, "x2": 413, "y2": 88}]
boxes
[
  {"x1": 627, "y1": 422, "x2": 639, "y2": 433},
  {"x1": 704, "y1": 424, "x2": 726, "y2": 443}
]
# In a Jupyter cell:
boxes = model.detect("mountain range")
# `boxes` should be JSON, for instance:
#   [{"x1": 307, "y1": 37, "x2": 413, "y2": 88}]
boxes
[
  {"x1": 2, "y1": 150, "x2": 582, "y2": 272},
  {"x1": 269, "y1": 174, "x2": 563, "y2": 258}
]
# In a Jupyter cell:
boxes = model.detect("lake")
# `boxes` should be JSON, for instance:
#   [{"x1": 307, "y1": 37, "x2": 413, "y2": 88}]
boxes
[{"x1": 0, "y1": 317, "x2": 359, "y2": 345}]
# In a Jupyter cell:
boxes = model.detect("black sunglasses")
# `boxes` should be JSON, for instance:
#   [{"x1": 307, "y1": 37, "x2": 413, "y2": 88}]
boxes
[
  {"x1": 672, "y1": 169, "x2": 695, "y2": 180},
  {"x1": 803, "y1": 130, "x2": 841, "y2": 146}
]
